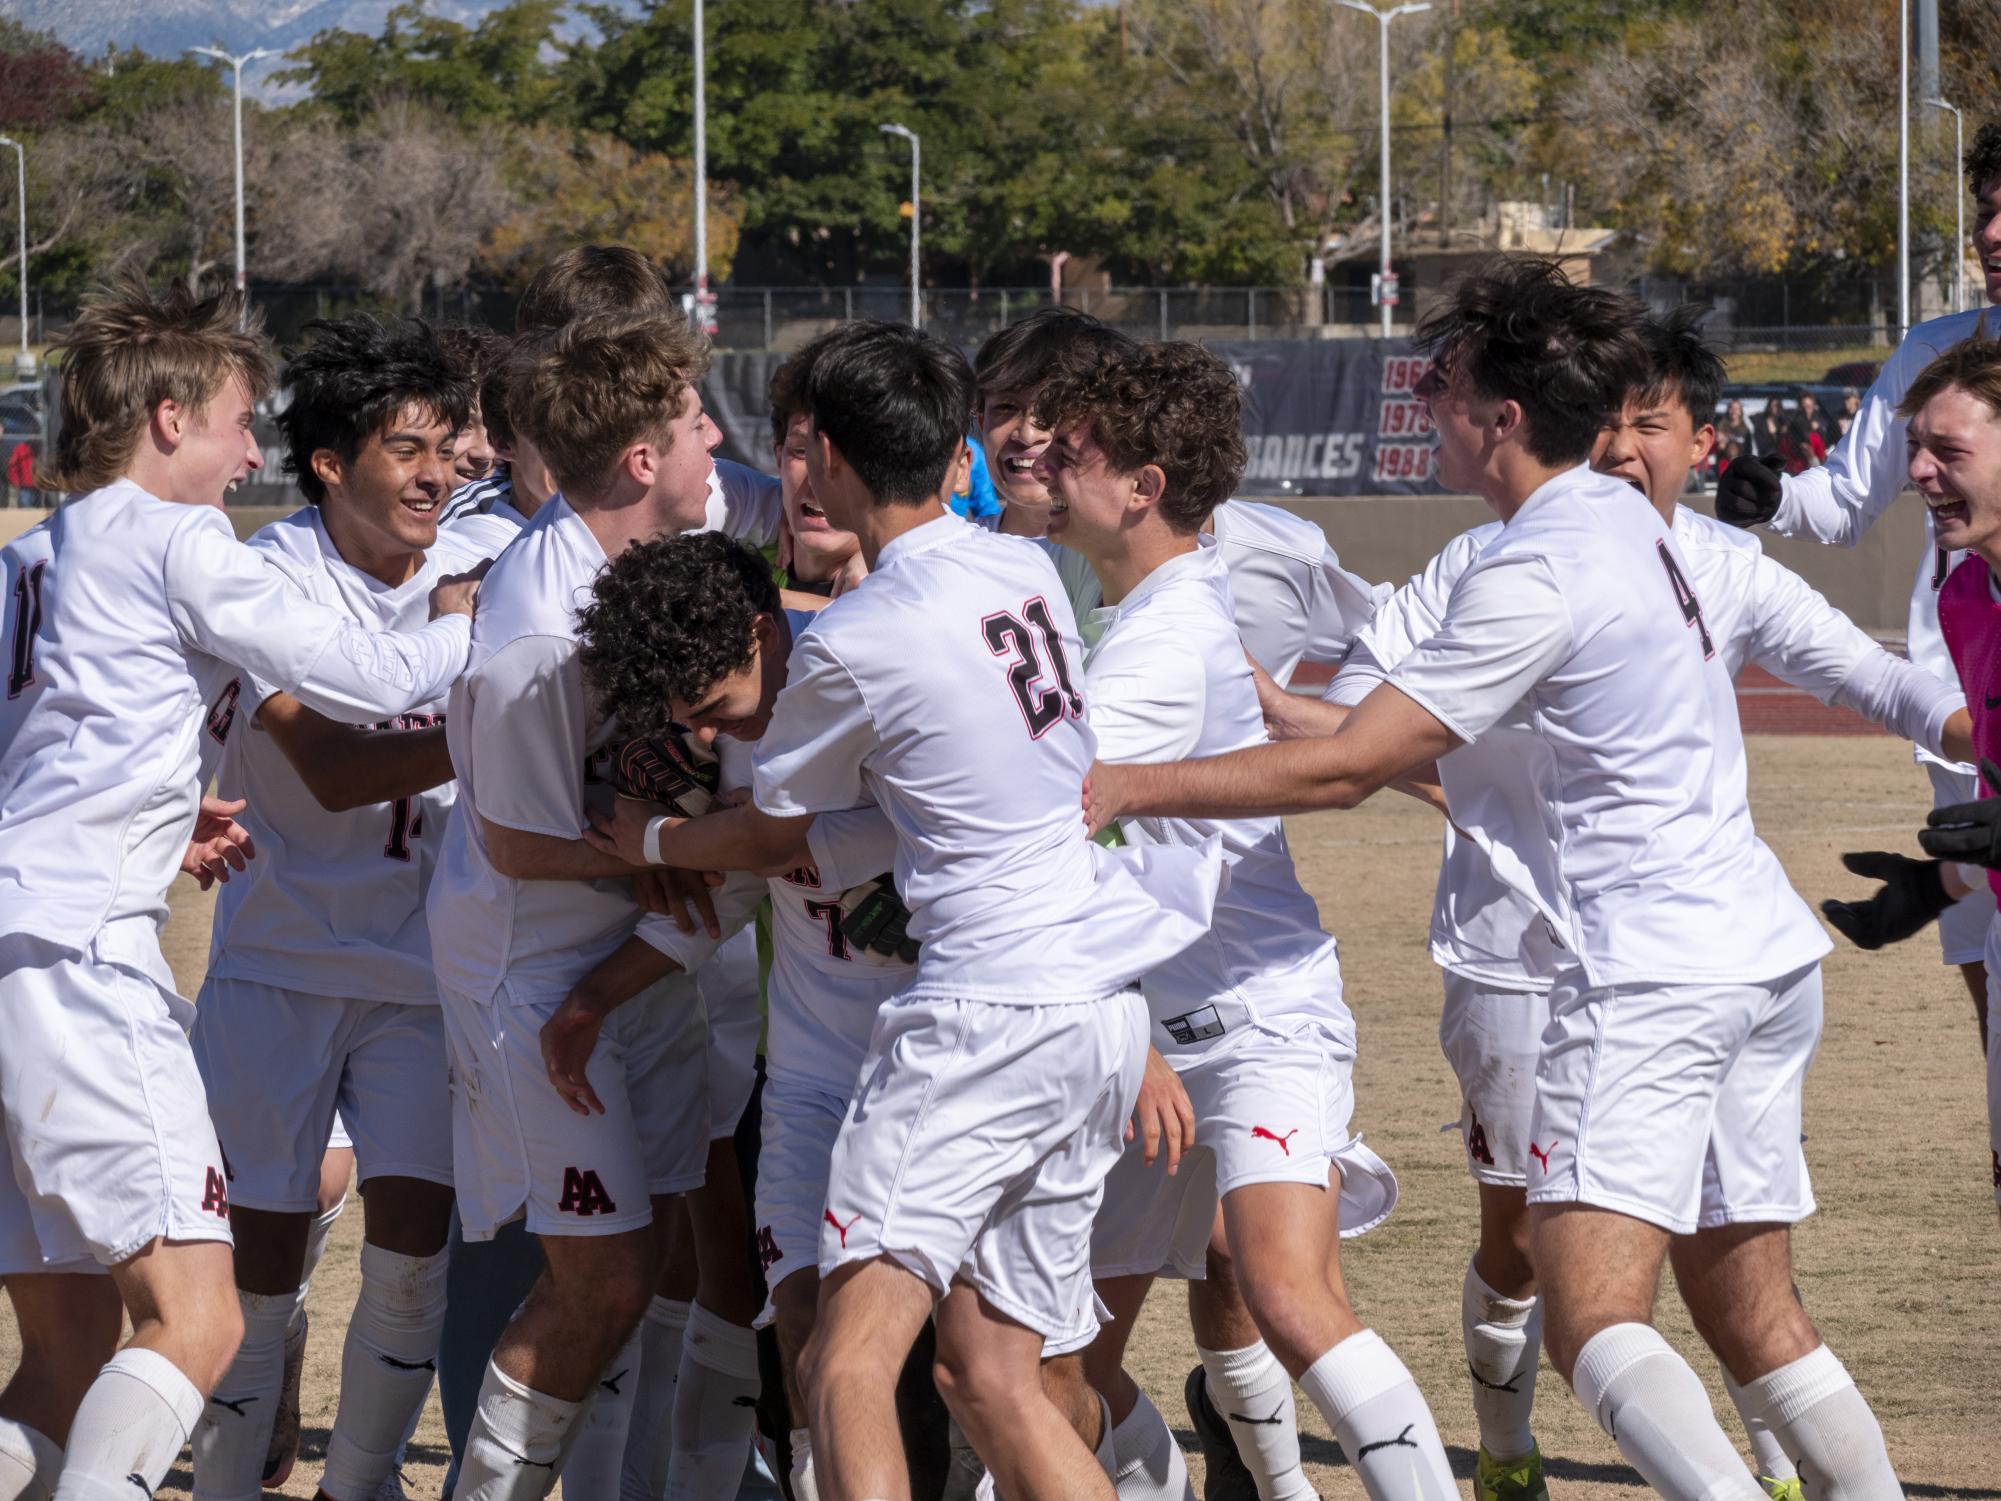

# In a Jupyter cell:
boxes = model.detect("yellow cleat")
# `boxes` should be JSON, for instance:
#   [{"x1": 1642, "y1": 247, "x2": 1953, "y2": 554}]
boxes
[
  {"x1": 1477, "y1": 1445, "x2": 1551, "y2": 1501},
  {"x1": 1758, "y1": 1478, "x2": 1804, "y2": 1501}
]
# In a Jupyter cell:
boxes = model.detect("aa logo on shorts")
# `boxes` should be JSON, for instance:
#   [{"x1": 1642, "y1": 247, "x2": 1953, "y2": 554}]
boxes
[
  {"x1": 1466, "y1": 1110, "x2": 1496, "y2": 1167},
  {"x1": 200, "y1": 1167, "x2": 230, "y2": 1219},
  {"x1": 558, "y1": 1167, "x2": 618, "y2": 1216},
  {"x1": 755, "y1": 1225, "x2": 782, "y2": 1272}
]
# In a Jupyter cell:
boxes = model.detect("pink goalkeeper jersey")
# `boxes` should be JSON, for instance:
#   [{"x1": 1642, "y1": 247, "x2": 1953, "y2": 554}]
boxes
[{"x1": 1937, "y1": 554, "x2": 2001, "y2": 897}]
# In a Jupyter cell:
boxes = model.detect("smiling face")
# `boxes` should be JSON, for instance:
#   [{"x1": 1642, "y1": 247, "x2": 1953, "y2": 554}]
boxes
[
  {"x1": 176, "y1": 371, "x2": 265, "y2": 508},
  {"x1": 1908, "y1": 383, "x2": 2001, "y2": 560},
  {"x1": 978, "y1": 385, "x2": 1055, "y2": 531},
  {"x1": 1591, "y1": 388, "x2": 1715, "y2": 519},
  {"x1": 313, "y1": 401, "x2": 459, "y2": 579},
  {"x1": 1031, "y1": 421, "x2": 1138, "y2": 559},
  {"x1": 452, "y1": 400, "x2": 496, "y2": 483},
  {"x1": 1975, "y1": 175, "x2": 2001, "y2": 306},
  {"x1": 776, "y1": 411, "x2": 859, "y2": 581},
  {"x1": 669, "y1": 613, "x2": 786, "y2": 744}
]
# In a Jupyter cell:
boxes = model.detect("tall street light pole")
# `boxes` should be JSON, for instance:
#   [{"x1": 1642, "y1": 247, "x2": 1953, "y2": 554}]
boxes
[
  {"x1": 0, "y1": 136, "x2": 25, "y2": 363},
  {"x1": 1338, "y1": 0, "x2": 1431, "y2": 338},
  {"x1": 691, "y1": 0, "x2": 713, "y2": 332},
  {"x1": 188, "y1": 45, "x2": 273, "y2": 310},
  {"x1": 1897, "y1": 0, "x2": 1910, "y2": 336},
  {"x1": 879, "y1": 123, "x2": 920, "y2": 328},
  {"x1": 1927, "y1": 96, "x2": 1965, "y2": 312}
]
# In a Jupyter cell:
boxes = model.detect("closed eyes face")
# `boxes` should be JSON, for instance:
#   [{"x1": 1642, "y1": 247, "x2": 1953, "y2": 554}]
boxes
[
  {"x1": 1592, "y1": 394, "x2": 1712, "y2": 513},
  {"x1": 1908, "y1": 384, "x2": 2001, "y2": 555}
]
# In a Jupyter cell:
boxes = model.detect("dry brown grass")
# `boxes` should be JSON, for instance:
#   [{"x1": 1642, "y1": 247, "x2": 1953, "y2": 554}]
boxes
[{"x1": 5, "y1": 735, "x2": 1998, "y2": 1497}]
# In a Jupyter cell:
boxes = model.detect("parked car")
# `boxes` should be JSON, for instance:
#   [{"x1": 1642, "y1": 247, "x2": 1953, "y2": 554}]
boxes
[{"x1": 1822, "y1": 360, "x2": 1881, "y2": 387}]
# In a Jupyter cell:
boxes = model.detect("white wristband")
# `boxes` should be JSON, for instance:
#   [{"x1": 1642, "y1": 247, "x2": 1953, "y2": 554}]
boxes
[{"x1": 644, "y1": 815, "x2": 669, "y2": 867}]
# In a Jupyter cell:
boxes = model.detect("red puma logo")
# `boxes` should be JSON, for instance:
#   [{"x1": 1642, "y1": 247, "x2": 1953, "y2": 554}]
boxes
[
  {"x1": 1251, "y1": 1126, "x2": 1300, "y2": 1155},
  {"x1": 824, "y1": 1209, "x2": 862, "y2": 1248},
  {"x1": 1528, "y1": 1139, "x2": 1557, "y2": 1173}
]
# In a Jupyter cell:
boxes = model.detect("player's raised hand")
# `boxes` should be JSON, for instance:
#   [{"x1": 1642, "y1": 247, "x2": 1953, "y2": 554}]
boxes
[
  {"x1": 1714, "y1": 452, "x2": 1786, "y2": 528},
  {"x1": 1920, "y1": 758, "x2": 2001, "y2": 868},
  {"x1": 429, "y1": 557, "x2": 492, "y2": 620},
  {"x1": 829, "y1": 550, "x2": 869, "y2": 598},
  {"x1": 586, "y1": 794, "x2": 676, "y2": 867},
  {"x1": 1820, "y1": 851, "x2": 1957, "y2": 949},
  {"x1": 540, "y1": 992, "x2": 609, "y2": 1116},
  {"x1": 1125, "y1": 1046, "x2": 1196, "y2": 1174},
  {"x1": 182, "y1": 794, "x2": 256, "y2": 889}
]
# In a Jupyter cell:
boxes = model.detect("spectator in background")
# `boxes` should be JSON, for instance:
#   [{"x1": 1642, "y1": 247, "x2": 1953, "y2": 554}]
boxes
[
  {"x1": 6, "y1": 440, "x2": 33, "y2": 507},
  {"x1": 1797, "y1": 388, "x2": 1838, "y2": 448},
  {"x1": 1718, "y1": 397, "x2": 1754, "y2": 452}
]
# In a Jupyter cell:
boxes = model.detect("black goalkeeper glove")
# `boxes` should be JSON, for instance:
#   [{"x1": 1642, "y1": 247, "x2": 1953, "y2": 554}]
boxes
[
  {"x1": 1820, "y1": 851, "x2": 1956, "y2": 950},
  {"x1": 1919, "y1": 757, "x2": 2001, "y2": 869},
  {"x1": 840, "y1": 873, "x2": 919, "y2": 964},
  {"x1": 609, "y1": 732, "x2": 721, "y2": 818},
  {"x1": 1714, "y1": 452, "x2": 1786, "y2": 528}
]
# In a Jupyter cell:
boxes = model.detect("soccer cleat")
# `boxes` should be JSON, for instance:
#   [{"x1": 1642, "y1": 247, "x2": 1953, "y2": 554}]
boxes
[
  {"x1": 264, "y1": 1312, "x2": 307, "y2": 1488},
  {"x1": 1757, "y1": 1478, "x2": 1804, "y2": 1501},
  {"x1": 1476, "y1": 1445, "x2": 1551, "y2": 1501},
  {"x1": 372, "y1": 1467, "x2": 412, "y2": 1501},
  {"x1": 1183, "y1": 1365, "x2": 1261, "y2": 1501}
]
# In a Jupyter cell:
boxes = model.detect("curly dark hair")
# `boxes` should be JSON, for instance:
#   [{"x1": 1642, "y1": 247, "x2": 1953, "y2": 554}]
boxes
[
  {"x1": 1967, "y1": 121, "x2": 2001, "y2": 197},
  {"x1": 1415, "y1": 255, "x2": 1649, "y2": 467},
  {"x1": 1032, "y1": 341, "x2": 1246, "y2": 532},
  {"x1": 1634, "y1": 305, "x2": 1726, "y2": 427},
  {"x1": 578, "y1": 531, "x2": 782, "y2": 740},
  {"x1": 974, "y1": 307, "x2": 1135, "y2": 402},
  {"x1": 276, "y1": 315, "x2": 474, "y2": 505}
]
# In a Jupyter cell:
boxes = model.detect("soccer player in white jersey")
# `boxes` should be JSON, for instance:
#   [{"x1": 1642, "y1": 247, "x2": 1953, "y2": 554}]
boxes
[
  {"x1": 1718, "y1": 118, "x2": 2001, "y2": 1046},
  {"x1": 1085, "y1": 258, "x2": 1905, "y2": 1501},
  {"x1": 183, "y1": 315, "x2": 496, "y2": 1501},
  {"x1": 0, "y1": 278, "x2": 478, "y2": 1501},
  {"x1": 583, "y1": 320, "x2": 1220, "y2": 1501},
  {"x1": 1028, "y1": 340, "x2": 1451, "y2": 1500},
  {"x1": 425, "y1": 311, "x2": 733, "y2": 1501},
  {"x1": 1291, "y1": 308, "x2": 1962, "y2": 1500},
  {"x1": 564, "y1": 529, "x2": 916, "y2": 1501}
]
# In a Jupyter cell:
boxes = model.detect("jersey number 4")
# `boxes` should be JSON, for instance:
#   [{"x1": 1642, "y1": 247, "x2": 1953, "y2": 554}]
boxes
[
  {"x1": 1655, "y1": 541, "x2": 1715, "y2": 660},
  {"x1": 7, "y1": 559, "x2": 46, "y2": 699},
  {"x1": 982, "y1": 597, "x2": 1083, "y2": 739}
]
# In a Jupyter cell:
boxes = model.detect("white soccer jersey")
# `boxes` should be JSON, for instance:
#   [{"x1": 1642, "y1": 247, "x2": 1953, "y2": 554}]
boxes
[
  {"x1": 0, "y1": 481, "x2": 472, "y2": 958},
  {"x1": 1341, "y1": 501, "x2": 1961, "y2": 988},
  {"x1": 197, "y1": 509, "x2": 493, "y2": 1004},
  {"x1": 704, "y1": 458, "x2": 784, "y2": 549},
  {"x1": 1084, "y1": 541, "x2": 1349, "y2": 1060},
  {"x1": 1052, "y1": 499, "x2": 1381, "y2": 679},
  {"x1": 441, "y1": 469, "x2": 513, "y2": 526},
  {"x1": 427, "y1": 496, "x2": 672, "y2": 1001},
  {"x1": 443, "y1": 469, "x2": 530, "y2": 558},
  {"x1": 1768, "y1": 305, "x2": 1989, "y2": 768},
  {"x1": 753, "y1": 515, "x2": 1219, "y2": 1005},
  {"x1": 1382, "y1": 466, "x2": 1830, "y2": 988}
]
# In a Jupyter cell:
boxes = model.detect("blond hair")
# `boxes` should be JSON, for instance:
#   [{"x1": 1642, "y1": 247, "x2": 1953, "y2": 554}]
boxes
[
  {"x1": 506, "y1": 315, "x2": 710, "y2": 501},
  {"x1": 44, "y1": 277, "x2": 275, "y2": 494}
]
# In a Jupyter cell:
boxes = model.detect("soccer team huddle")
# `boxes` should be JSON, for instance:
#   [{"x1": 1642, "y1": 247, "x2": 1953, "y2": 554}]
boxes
[{"x1": 12, "y1": 187, "x2": 2001, "y2": 1501}]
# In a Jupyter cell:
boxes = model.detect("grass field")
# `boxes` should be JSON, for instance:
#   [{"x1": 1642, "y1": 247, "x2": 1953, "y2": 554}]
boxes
[
  {"x1": 1720, "y1": 346, "x2": 1890, "y2": 386},
  {"x1": 6, "y1": 733, "x2": 1999, "y2": 1498}
]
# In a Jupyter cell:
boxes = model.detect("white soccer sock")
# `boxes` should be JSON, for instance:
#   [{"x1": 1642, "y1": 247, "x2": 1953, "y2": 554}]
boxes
[
  {"x1": 1297, "y1": 1330, "x2": 1457, "y2": 1501},
  {"x1": 787, "y1": 1428, "x2": 819, "y2": 1501},
  {"x1": 51, "y1": 1347, "x2": 205, "y2": 1501},
  {"x1": 319, "y1": 1243, "x2": 448, "y2": 1501},
  {"x1": 618, "y1": 1295, "x2": 689, "y2": 1501},
  {"x1": 455, "y1": 1360, "x2": 584, "y2": 1501},
  {"x1": 0, "y1": 1418, "x2": 62, "y2": 1501},
  {"x1": 1743, "y1": 1345, "x2": 1901, "y2": 1501},
  {"x1": 558, "y1": 1326, "x2": 641, "y2": 1500},
  {"x1": 664, "y1": 1302, "x2": 761, "y2": 1500},
  {"x1": 1461, "y1": 1259, "x2": 1540, "y2": 1462},
  {"x1": 1090, "y1": 1391, "x2": 1116, "y2": 1481},
  {"x1": 1110, "y1": 1389, "x2": 1193, "y2": 1501},
  {"x1": 1721, "y1": 1369, "x2": 1797, "y2": 1482},
  {"x1": 191, "y1": 1288, "x2": 296, "y2": 1501},
  {"x1": 1195, "y1": 1341, "x2": 1314, "y2": 1501},
  {"x1": 1570, "y1": 1323, "x2": 1765, "y2": 1501}
]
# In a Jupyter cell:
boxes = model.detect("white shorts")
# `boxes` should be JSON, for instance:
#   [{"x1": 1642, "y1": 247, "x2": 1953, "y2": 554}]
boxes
[
  {"x1": 192, "y1": 979, "x2": 452, "y2": 1213},
  {"x1": 1438, "y1": 973, "x2": 1549, "y2": 1187},
  {"x1": 822, "y1": 990, "x2": 1146, "y2": 1348},
  {"x1": 1527, "y1": 963, "x2": 1821, "y2": 1235},
  {"x1": 0, "y1": 935, "x2": 230, "y2": 1271},
  {"x1": 1091, "y1": 1019, "x2": 1398, "y2": 1280},
  {"x1": 1929, "y1": 763, "x2": 1997, "y2": 965},
  {"x1": 1980, "y1": 918, "x2": 2001, "y2": 1206},
  {"x1": 701, "y1": 926, "x2": 763, "y2": 1140},
  {"x1": 441, "y1": 973, "x2": 710, "y2": 1241},
  {"x1": 753, "y1": 1073, "x2": 849, "y2": 1318}
]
